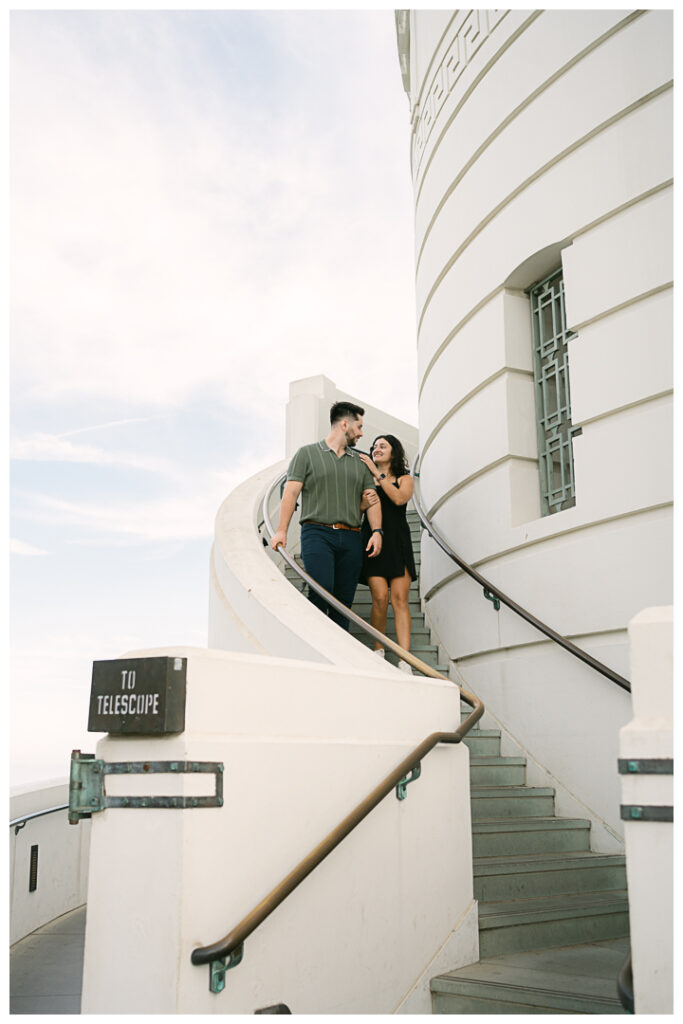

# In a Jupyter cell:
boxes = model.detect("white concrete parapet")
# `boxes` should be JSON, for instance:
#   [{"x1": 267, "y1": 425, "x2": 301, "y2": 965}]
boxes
[
  {"x1": 9, "y1": 781, "x2": 90, "y2": 945},
  {"x1": 80, "y1": 646, "x2": 477, "y2": 1013},
  {"x1": 620, "y1": 606, "x2": 673, "y2": 1013}
]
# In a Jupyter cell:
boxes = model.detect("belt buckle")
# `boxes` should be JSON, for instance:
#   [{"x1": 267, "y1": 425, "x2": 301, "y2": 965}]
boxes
[{"x1": 332, "y1": 523, "x2": 340, "y2": 530}]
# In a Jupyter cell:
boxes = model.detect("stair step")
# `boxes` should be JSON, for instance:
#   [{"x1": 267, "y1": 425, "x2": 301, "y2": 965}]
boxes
[
  {"x1": 431, "y1": 937, "x2": 630, "y2": 1014},
  {"x1": 470, "y1": 756, "x2": 526, "y2": 787},
  {"x1": 350, "y1": 618, "x2": 430, "y2": 634},
  {"x1": 472, "y1": 817, "x2": 591, "y2": 857},
  {"x1": 473, "y1": 850, "x2": 627, "y2": 900},
  {"x1": 462, "y1": 730, "x2": 501, "y2": 756},
  {"x1": 470, "y1": 785, "x2": 554, "y2": 819},
  {"x1": 477, "y1": 891, "x2": 629, "y2": 957}
]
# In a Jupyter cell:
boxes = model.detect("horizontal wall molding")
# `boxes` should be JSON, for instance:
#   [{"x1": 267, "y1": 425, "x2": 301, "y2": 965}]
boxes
[
  {"x1": 419, "y1": 179, "x2": 673, "y2": 399},
  {"x1": 575, "y1": 388, "x2": 673, "y2": 431},
  {"x1": 568, "y1": 278, "x2": 673, "y2": 335},
  {"x1": 420, "y1": 366, "x2": 535, "y2": 463},
  {"x1": 449, "y1": 627, "x2": 628, "y2": 668},
  {"x1": 416, "y1": 82, "x2": 673, "y2": 336},
  {"x1": 425, "y1": 453, "x2": 537, "y2": 520},
  {"x1": 422, "y1": 501, "x2": 673, "y2": 602},
  {"x1": 414, "y1": 9, "x2": 542, "y2": 202},
  {"x1": 419, "y1": 285, "x2": 503, "y2": 398},
  {"x1": 415, "y1": 9, "x2": 644, "y2": 257}
]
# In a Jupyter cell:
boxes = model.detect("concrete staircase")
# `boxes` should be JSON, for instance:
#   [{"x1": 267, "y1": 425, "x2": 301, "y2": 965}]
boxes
[
  {"x1": 281, "y1": 510, "x2": 449, "y2": 674},
  {"x1": 281, "y1": 509, "x2": 630, "y2": 1012},
  {"x1": 439, "y1": 700, "x2": 630, "y2": 1013}
]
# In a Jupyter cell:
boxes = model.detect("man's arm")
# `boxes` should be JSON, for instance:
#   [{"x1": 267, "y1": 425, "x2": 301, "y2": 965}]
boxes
[
  {"x1": 360, "y1": 488, "x2": 379, "y2": 512},
  {"x1": 364, "y1": 489, "x2": 382, "y2": 557},
  {"x1": 270, "y1": 479, "x2": 304, "y2": 551}
]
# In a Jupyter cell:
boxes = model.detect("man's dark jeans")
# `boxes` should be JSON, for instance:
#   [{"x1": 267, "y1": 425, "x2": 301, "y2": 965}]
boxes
[{"x1": 300, "y1": 522, "x2": 363, "y2": 630}]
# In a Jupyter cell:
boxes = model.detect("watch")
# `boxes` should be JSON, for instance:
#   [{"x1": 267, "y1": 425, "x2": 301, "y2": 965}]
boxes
[
  {"x1": 378, "y1": 473, "x2": 386, "y2": 480},
  {"x1": 372, "y1": 528, "x2": 384, "y2": 535}
]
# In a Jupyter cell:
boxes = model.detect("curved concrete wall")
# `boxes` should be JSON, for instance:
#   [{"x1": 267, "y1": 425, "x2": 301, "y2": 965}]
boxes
[
  {"x1": 10, "y1": 781, "x2": 90, "y2": 944},
  {"x1": 404, "y1": 9, "x2": 673, "y2": 842}
]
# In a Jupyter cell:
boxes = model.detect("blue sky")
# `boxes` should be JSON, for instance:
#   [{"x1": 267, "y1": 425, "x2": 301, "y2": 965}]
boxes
[{"x1": 9, "y1": 8, "x2": 419, "y2": 785}]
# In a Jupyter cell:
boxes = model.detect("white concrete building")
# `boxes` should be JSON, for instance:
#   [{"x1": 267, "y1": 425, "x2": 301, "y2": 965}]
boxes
[{"x1": 398, "y1": 5, "x2": 672, "y2": 848}]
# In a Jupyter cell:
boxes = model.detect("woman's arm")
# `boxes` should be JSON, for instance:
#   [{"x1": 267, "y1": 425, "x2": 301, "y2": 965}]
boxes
[{"x1": 377, "y1": 474, "x2": 414, "y2": 506}]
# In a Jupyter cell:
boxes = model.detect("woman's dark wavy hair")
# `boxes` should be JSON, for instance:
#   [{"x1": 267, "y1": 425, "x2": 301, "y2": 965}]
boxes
[{"x1": 371, "y1": 434, "x2": 409, "y2": 479}]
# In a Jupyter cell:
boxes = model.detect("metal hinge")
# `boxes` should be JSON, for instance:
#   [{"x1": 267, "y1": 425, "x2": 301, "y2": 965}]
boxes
[{"x1": 68, "y1": 750, "x2": 224, "y2": 824}]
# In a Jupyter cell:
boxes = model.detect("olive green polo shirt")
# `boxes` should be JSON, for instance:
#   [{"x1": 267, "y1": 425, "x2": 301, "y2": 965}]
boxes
[{"x1": 286, "y1": 440, "x2": 376, "y2": 528}]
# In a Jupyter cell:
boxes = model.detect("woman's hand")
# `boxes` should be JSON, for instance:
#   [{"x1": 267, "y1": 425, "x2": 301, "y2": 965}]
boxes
[{"x1": 357, "y1": 452, "x2": 379, "y2": 479}]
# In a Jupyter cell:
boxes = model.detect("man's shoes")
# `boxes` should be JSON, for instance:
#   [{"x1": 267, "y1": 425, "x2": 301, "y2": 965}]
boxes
[{"x1": 398, "y1": 660, "x2": 413, "y2": 674}]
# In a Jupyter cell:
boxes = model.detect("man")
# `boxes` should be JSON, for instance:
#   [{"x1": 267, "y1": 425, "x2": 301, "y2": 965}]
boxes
[{"x1": 271, "y1": 401, "x2": 382, "y2": 629}]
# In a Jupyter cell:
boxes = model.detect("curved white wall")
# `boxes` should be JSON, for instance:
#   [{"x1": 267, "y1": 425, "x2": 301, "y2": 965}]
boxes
[
  {"x1": 10, "y1": 781, "x2": 90, "y2": 944},
  {"x1": 404, "y1": 9, "x2": 673, "y2": 841}
]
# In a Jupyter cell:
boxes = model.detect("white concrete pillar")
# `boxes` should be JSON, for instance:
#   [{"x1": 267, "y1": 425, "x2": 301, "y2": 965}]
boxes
[{"x1": 620, "y1": 606, "x2": 673, "y2": 1013}]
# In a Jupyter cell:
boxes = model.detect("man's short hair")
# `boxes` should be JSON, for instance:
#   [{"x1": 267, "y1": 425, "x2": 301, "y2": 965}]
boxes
[{"x1": 330, "y1": 401, "x2": 365, "y2": 425}]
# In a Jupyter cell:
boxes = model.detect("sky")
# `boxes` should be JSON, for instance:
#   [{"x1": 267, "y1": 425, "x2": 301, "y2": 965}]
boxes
[{"x1": 9, "y1": 7, "x2": 419, "y2": 787}]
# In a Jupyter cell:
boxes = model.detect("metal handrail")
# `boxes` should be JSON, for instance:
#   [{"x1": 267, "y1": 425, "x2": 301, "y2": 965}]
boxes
[
  {"x1": 10, "y1": 804, "x2": 69, "y2": 835},
  {"x1": 412, "y1": 454, "x2": 631, "y2": 692},
  {"x1": 190, "y1": 469, "x2": 484, "y2": 974}
]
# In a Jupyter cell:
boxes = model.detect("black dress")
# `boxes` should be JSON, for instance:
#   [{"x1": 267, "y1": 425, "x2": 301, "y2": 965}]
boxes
[{"x1": 359, "y1": 481, "x2": 417, "y2": 585}]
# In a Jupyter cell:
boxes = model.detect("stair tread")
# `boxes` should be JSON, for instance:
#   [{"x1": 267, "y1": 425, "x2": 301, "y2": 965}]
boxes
[
  {"x1": 470, "y1": 755, "x2": 526, "y2": 765},
  {"x1": 474, "y1": 850, "x2": 626, "y2": 874},
  {"x1": 473, "y1": 817, "x2": 590, "y2": 833},
  {"x1": 479, "y1": 890, "x2": 629, "y2": 923},
  {"x1": 471, "y1": 785, "x2": 554, "y2": 796},
  {"x1": 431, "y1": 938, "x2": 629, "y2": 1011}
]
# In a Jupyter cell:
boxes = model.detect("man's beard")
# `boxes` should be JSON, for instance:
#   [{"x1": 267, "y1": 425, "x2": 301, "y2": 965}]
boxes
[{"x1": 345, "y1": 431, "x2": 358, "y2": 447}]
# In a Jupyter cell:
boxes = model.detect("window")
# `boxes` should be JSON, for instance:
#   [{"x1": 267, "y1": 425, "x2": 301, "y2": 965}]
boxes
[{"x1": 528, "y1": 269, "x2": 581, "y2": 515}]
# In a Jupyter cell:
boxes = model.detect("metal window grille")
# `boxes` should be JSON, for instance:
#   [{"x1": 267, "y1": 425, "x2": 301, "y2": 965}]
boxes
[{"x1": 529, "y1": 270, "x2": 581, "y2": 515}]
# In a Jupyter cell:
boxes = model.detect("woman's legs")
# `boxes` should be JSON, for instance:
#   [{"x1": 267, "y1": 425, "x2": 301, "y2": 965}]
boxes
[
  {"x1": 367, "y1": 576, "x2": 390, "y2": 650},
  {"x1": 389, "y1": 569, "x2": 413, "y2": 651}
]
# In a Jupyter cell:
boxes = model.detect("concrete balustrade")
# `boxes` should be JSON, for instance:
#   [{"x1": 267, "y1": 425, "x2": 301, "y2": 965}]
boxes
[
  {"x1": 80, "y1": 646, "x2": 477, "y2": 1014},
  {"x1": 9, "y1": 781, "x2": 90, "y2": 945}
]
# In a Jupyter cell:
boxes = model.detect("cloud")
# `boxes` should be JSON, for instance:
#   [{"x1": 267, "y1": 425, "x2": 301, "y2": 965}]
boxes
[
  {"x1": 10, "y1": 10, "x2": 418, "y2": 423},
  {"x1": 20, "y1": 459, "x2": 266, "y2": 543},
  {"x1": 10, "y1": 538, "x2": 48, "y2": 556},
  {"x1": 10, "y1": 432, "x2": 177, "y2": 475}
]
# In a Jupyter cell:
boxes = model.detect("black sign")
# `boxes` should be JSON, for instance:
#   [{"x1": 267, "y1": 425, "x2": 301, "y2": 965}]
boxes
[{"x1": 88, "y1": 657, "x2": 187, "y2": 735}]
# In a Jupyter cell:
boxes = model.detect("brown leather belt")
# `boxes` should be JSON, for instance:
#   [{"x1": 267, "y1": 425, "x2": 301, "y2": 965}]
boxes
[{"x1": 305, "y1": 521, "x2": 361, "y2": 533}]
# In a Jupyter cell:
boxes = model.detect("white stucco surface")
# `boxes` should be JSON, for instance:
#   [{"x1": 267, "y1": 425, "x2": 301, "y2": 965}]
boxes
[
  {"x1": 10, "y1": 781, "x2": 90, "y2": 945},
  {"x1": 404, "y1": 7, "x2": 672, "y2": 844},
  {"x1": 80, "y1": 646, "x2": 476, "y2": 1014}
]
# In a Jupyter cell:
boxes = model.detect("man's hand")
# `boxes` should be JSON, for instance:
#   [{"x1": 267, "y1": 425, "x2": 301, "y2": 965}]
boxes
[
  {"x1": 271, "y1": 528, "x2": 287, "y2": 551},
  {"x1": 366, "y1": 531, "x2": 382, "y2": 558},
  {"x1": 360, "y1": 488, "x2": 379, "y2": 512}
]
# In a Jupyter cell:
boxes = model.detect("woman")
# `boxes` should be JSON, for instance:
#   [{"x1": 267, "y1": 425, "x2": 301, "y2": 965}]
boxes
[{"x1": 358, "y1": 435, "x2": 416, "y2": 673}]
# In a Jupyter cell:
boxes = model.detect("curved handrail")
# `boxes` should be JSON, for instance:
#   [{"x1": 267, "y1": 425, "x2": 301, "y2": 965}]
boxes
[
  {"x1": 617, "y1": 948, "x2": 634, "y2": 1012},
  {"x1": 9, "y1": 804, "x2": 69, "y2": 835},
  {"x1": 191, "y1": 469, "x2": 484, "y2": 973},
  {"x1": 411, "y1": 454, "x2": 631, "y2": 692}
]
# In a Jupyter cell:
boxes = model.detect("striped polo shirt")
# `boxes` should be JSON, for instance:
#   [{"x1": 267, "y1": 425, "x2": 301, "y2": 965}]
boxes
[{"x1": 286, "y1": 440, "x2": 377, "y2": 528}]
